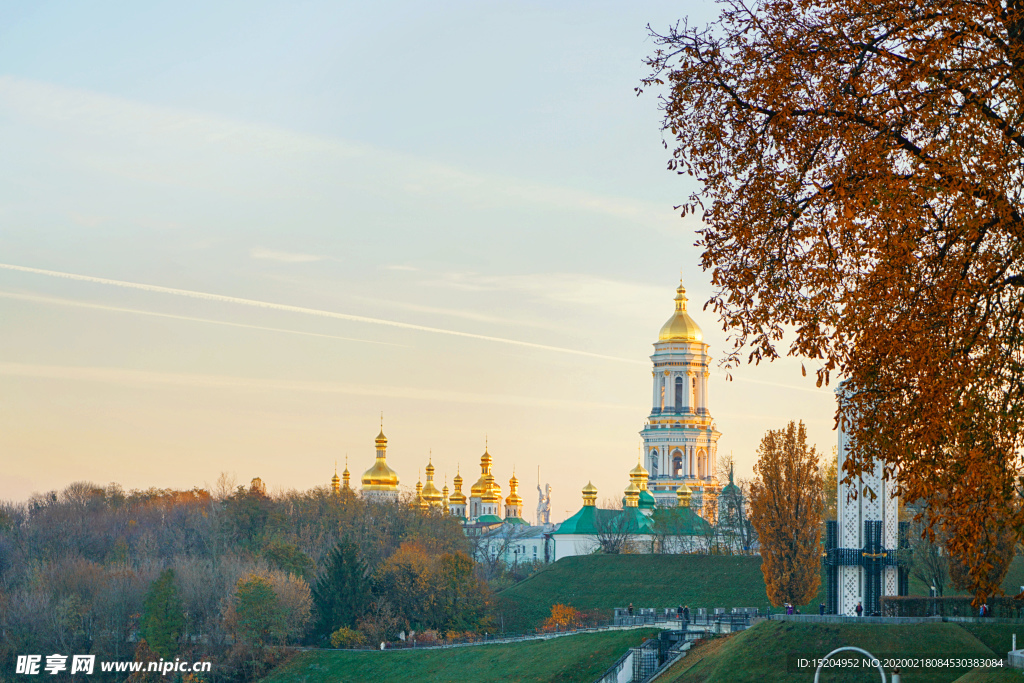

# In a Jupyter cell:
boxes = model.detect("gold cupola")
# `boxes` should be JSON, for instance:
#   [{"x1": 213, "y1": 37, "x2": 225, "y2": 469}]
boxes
[
  {"x1": 624, "y1": 481, "x2": 641, "y2": 508},
  {"x1": 676, "y1": 482, "x2": 692, "y2": 508},
  {"x1": 414, "y1": 472, "x2": 429, "y2": 511},
  {"x1": 629, "y1": 457, "x2": 650, "y2": 490},
  {"x1": 471, "y1": 445, "x2": 495, "y2": 498},
  {"x1": 331, "y1": 463, "x2": 340, "y2": 494},
  {"x1": 450, "y1": 468, "x2": 467, "y2": 505},
  {"x1": 505, "y1": 471, "x2": 523, "y2": 507},
  {"x1": 342, "y1": 458, "x2": 351, "y2": 490},
  {"x1": 582, "y1": 481, "x2": 598, "y2": 507},
  {"x1": 658, "y1": 283, "x2": 703, "y2": 342},
  {"x1": 421, "y1": 456, "x2": 443, "y2": 507},
  {"x1": 361, "y1": 424, "x2": 399, "y2": 492},
  {"x1": 442, "y1": 480, "x2": 450, "y2": 510}
]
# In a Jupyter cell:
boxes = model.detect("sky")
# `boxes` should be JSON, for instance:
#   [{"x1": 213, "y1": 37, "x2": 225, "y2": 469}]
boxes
[{"x1": 0, "y1": 1, "x2": 838, "y2": 520}]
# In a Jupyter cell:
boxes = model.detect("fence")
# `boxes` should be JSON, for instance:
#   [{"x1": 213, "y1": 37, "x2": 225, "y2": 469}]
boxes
[{"x1": 613, "y1": 607, "x2": 757, "y2": 631}]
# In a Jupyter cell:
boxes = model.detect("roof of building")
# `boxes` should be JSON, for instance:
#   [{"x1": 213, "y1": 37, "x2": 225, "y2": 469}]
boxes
[
  {"x1": 658, "y1": 284, "x2": 703, "y2": 342},
  {"x1": 650, "y1": 505, "x2": 712, "y2": 536},
  {"x1": 552, "y1": 505, "x2": 655, "y2": 535}
]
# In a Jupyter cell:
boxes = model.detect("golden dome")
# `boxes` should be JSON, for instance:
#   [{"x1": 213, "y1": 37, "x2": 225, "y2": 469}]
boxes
[
  {"x1": 471, "y1": 448, "x2": 494, "y2": 497},
  {"x1": 481, "y1": 473, "x2": 502, "y2": 504},
  {"x1": 505, "y1": 472, "x2": 522, "y2": 507},
  {"x1": 331, "y1": 469, "x2": 341, "y2": 494},
  {"x1": 582, "y1": 481, "x2": 598, "y2": 507},
  {"x1": 422, "y1": 459, "x2": 443, "y2": 506},
  {"x1": 658, "y1": 284, "x2": 703, "y2": 342},
  {"x1": 375, "y1": 429, "x2": 388, "y2": 448},
  {"x1": 450, "y1": 467, "x2": 468, "y2": 505},
  {"x1": 361, "y1": 458, "x2": 399, "y2": 490},
  {"x1": 624, "y1": 481, "x2": 640, "y2": 507},
  {"x1": 629, "y1": 459, "x2": 650, "y2": 489},
  {"x1": 676, "y1": 483, "x2": 693, "y2": 508}
]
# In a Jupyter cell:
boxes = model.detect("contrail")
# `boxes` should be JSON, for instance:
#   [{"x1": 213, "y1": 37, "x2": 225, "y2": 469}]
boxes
[
  {"x1": 0, "y1": 263, "x2": 645, "y2": 364},
  {"x1": 0, "y1": 291, "x2": 409, "y2": 347}
]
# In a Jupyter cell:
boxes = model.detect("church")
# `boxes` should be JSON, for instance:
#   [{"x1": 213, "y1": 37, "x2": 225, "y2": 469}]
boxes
[{"x1": 332, "y1": 282, "x2": 727, "y2": 558}]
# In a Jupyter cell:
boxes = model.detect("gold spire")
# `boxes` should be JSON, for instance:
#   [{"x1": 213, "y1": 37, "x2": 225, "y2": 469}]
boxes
[
  {"x1": 658, "y1": 283, "x2": 703, "y2": 342},
  {"x1": 342, "y1": 455, "x2": 350, "y2": 489},
  {"x1": 582, "y1": 481, "x2": 598, "y2": 507},
  {"x1": 331, "y1": 461, "x2": 340, "y2": 494},
  {"x1": 629, "y1": 454, "x2": 650, "y2": 490},
  {"x1": 442, "y1": 478, "x2": 450, "y2": 510},
  {"x1": 471, "y1": 443, "x2": 494, "y2": 497}
]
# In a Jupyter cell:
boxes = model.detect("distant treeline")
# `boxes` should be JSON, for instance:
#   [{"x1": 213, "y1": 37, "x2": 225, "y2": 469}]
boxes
[{"x1": 0, "y1": 478, "x2": 489, "y2": 682}]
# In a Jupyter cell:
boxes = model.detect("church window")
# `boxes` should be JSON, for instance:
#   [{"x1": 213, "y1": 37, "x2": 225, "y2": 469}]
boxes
[
  {"x1": 660, "y1": 382, "x2": 665, "y2": 410},
  {"x1": 675, "y1": 376, "x2": 683, "y2": 408},
  {"x1": 691, "y1": 377, "x2": 697, "y2": 408}
]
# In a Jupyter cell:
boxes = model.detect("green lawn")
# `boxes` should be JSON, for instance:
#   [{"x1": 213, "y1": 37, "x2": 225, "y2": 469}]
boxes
[
  {"x1": 493, "y1": 554, "x2": 1024, "y2": 632},
  {"x1": 665, "y1": 621, "x2": 1004, "y2": 683},
  {"x1": 260, "y1": 628, "x2": 661, "y2": 683},
  {"x1": 493, "y1": 555, "x2": 772, "y2": 632}
]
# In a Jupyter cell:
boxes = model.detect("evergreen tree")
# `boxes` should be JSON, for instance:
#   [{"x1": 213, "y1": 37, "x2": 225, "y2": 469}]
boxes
[
  {"x1": 140, "y1": 569, "x2": 184, "y2": 659},
  {"x1": 312, "y1": 539, "x2": 371, "y2": 636}
]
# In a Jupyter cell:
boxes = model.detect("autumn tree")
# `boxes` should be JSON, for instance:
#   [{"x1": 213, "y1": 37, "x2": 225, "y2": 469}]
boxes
[
  {"x1": 749, "y1": 421, "x2": 824, "y2": 606},
  {"x1": 642, "y1": 0, "x2": 1024, "y2": 601},
  {"x1": 140, "y1": 569, "x2": 184, "y2": 659}
]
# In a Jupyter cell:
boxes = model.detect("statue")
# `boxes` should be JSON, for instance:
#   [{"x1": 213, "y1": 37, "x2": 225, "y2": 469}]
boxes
[{"x1": 536, "y1": 483, "x2": 552, "y2": 525}]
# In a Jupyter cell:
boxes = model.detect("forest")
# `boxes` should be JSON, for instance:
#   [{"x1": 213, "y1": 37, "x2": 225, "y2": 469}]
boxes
[{"x1": 0, "y1": 477, "x2": 494, "y2": 681}]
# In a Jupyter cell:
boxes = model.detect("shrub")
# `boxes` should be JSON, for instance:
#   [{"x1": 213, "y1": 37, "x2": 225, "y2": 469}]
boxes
[
  {"x1": 329, "y1": 627, "x2": 367, "y2": 648},
  {"x1": 543, "y1": 604, "x2": 581, "y2": 630}
]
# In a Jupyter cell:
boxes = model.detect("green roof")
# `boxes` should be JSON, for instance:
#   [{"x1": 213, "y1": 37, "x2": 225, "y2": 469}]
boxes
[
  {"x1": 638, "y1": 489, "x2": 657, "y2": 509},
  {"x1": 650, "y1": 505, "x2": 712, "y2": 536},
  {"x1": 476, "y1": 514, "x2": 503, "y2": 524},
  {"x1": 553, "y1": 506, "x2": 655, "y2": 535},
  {"x1": 504, "y1": 516, "x2": 528, "y2": 525}
]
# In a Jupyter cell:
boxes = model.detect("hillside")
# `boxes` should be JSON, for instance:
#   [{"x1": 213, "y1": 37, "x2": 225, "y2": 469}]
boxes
[
  {"x1": 260, "y1": 628, "x2": 661, "y2": 683},
  {"x1": 664, "y1": 621, "x2": 1002, "y2": 683},
  {"x1": 493, "y1": 555, "x2": 774, "y2": 632},
  {"x1": 494, "y1": 554, "x2": 1024, "y2": 632}
]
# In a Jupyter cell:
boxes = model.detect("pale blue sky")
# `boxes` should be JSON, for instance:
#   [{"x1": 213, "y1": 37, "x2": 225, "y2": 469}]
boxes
[{"x1": 0, "y1": 1, "x2": 835, "y2": 517}]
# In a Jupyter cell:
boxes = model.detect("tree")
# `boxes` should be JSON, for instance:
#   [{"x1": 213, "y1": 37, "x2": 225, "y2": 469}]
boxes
[
  {"x1": 140, "y1": 569, "x2": 184, "y2": 659},
  {"x1": 749, "y1": 421, "x2": 824, "y2": 606},
  {"x1": 909, "y1": 519, "x2": 949, "y2": 597},
  {"x1": 642, "y1": 0, "x2": 1024, "y2": 601},
  {"x1": 226, "y1": 574, "x2": 287, "y2": 648},
  {"x1": 312, "y1": 540, "x2": 371, "y2": 638}
]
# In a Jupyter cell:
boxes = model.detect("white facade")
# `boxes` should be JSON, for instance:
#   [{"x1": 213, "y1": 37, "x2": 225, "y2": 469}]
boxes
[
  {"x1": 640, "y1": 285, "x2": 721, "y2": 515},
  {"x1": 835, "y1": 412, "x2": 899, "y2": 616}
]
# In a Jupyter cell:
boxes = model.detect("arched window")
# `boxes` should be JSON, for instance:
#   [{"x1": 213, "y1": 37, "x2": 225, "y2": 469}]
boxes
[
  {"x1": 660, "y1": 380, "x2": 665, "y2": 410},
  {"x1": 650, "y1": 453, "x2": 658, "y2": 476},
  {"x1": 691, "y1": 377, "x2": 698, "y2": 410},
  {"x1": 672, "y1": 450, "x2": 684, "y2": 477},
  {"x1": 675, "y1": 376, "x2": 683, "y2": 410}
]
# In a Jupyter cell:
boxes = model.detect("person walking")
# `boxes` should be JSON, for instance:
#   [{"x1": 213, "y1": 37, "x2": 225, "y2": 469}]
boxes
[
  {"x1": 856, "y1": 602, "x2": 863, "y2": 617},
  {"x1": 683, "y1": 605, "x2": 690, "y2": 622},
  {"x1": 676, "y1": 604, "x2": 683, "y2": 620},
  {"x1": 628, "y1": 602, "x2": 634, "y2": 617},
  {"x1": 819, "y1": 602, "x2": 826, "y2": 615}
]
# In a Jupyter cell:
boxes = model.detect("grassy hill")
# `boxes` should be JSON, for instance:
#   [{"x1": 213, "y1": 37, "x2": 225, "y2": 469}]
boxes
[
  {"x1": 664, "y1": 621, "x2": 1007, "y2": 683},
  {"x1": 260, "y1": 628, "x2": 660, "y2": 683},
  {"x1": 494, "y1": 555, "x2": 1024, "y2": 632},
  {"x1": 494, "y1": 555, "x2": 791, "y2": 632}
]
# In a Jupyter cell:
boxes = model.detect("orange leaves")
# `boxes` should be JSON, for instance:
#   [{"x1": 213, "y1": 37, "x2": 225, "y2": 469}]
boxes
[
  {"x1": 749, "y1": 421, "x2": 824, "y2": 607},
  {"x1": 645, "y1": 0, "x2": 1024, "y2": 604},
  {"x1": 543, "y1": 604, "x2": 582, "y2": 630}
]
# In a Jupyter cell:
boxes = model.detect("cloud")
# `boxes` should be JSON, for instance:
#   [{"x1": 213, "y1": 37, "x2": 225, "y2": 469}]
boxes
[
  {"x1": 0, "y1": 362, "x2": 636, "y2": 412},
  {"x1": 249, "y1": 247, "x2": 324, "y2": 263},
  {"x1": 0, "y1": 263, "x2": 644, "y2": 365},
  {"x1": 0, "y1": 291, "x2": 407, "y2": 347},
  {"x1": 0, "y1": 76, "x2": 682, "y2": 228}
]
